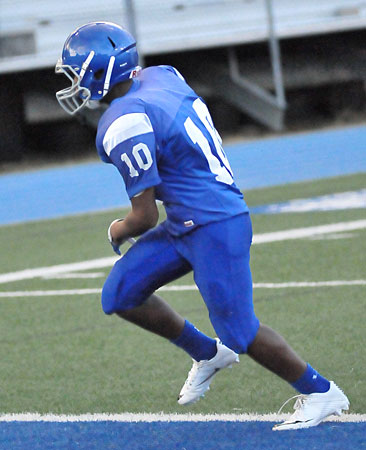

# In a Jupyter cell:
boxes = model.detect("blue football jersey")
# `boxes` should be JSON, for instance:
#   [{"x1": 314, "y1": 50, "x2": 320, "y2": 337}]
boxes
[{"x1": 96, "y1": 65, "x2": 248, "y2": 235}]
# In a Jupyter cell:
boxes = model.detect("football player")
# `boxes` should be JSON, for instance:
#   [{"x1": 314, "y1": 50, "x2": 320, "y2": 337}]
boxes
[{"x1": 56, "y1": 22, "x2": 349, "y2": 430}]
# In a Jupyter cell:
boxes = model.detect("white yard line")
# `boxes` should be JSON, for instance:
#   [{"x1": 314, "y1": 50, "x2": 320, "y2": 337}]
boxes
[
  {"x1": 252, "y1": 219, "x2": 366, "y2": 244},
  {"x1": 253, "y1": 280, "x2": 366, "y2": 288},
  {"x1": 42, "y1": 272, "x2": 105, "y2": 279},
  {"x1": 0, "y1": 289, "x2": 102, "y2": 297},
  {"x1": 0, "y1": 280, "x2": 365, "y2": 298},
  {"x1": 1, "y1": 219, "x2": 366, "y2": 285},
  {"x1": 0, "y1": 256, "x2": 118, "y2": 284},
  {"x1": 0, "y1": 412, "x2": 364, "y2": 423}
]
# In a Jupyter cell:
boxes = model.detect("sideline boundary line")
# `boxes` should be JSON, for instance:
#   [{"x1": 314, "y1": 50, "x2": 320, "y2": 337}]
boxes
[
  {"x1": 0, "y1": 280, "x2": 366, "y2": 298},
  {"x1": 0, "y1": 413, "x2": 365, "y2": 423}
]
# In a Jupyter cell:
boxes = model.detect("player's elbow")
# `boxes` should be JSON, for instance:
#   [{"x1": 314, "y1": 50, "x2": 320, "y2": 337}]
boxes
[{"x1": 130, "y1": 187, "x2": 159, "y2": 233}]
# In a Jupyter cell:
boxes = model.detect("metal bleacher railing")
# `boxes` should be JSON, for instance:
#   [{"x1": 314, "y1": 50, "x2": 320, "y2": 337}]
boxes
[{"x1": 1, "y1": 0, "x2": 365, "y2": 74}]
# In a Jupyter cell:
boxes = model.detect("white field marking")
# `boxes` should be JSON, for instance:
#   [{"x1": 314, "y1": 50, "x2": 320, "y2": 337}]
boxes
[
  {"x1": 42, "y1": 272, "x2": 106, "y2": 279},
  {"x1": 255, "y1": 189, "x2": 366, "y2": 214},
  {"x1": 253, "y1": 280, "x2": 366, "y2": 288},
  {"x1": 307, "y1": 232, "x2": 356, "y2": 241},
  {"x1": 42, "y1": 229, "x2": 356, "y2": 280},
  {"x1": 162, "y1": 280, "x2": 366, "y2": 289},
  {"x1": 1, "y1": 219, "x2": 366, "y2": 285},
  {"x1": 0, "y1": 413, "x2": 364, "y2": 423},
  {"x1": 34, "y1": 230, "x2": 360, "y2": 282},
  {"x1": 252, "y1": 219, "x2": 366, "y2": 244},
  {"x1": 1, "y1": 280, "x2": 365, "y2": 298},
  {"x1": 0, "y1": 256, "x2": 118, "y2": 285},
  {"x1": 0, "y1": 289, "x2": 102, "y2": 298}
]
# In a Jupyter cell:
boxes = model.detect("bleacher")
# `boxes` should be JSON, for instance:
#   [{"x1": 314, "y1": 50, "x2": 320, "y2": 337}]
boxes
[
  {"x1": 0, "y1": 0, "x2": 365, "y2": 162},
  {"x1": 1, "y1": 0, "x2": 365, "y2": 74}
]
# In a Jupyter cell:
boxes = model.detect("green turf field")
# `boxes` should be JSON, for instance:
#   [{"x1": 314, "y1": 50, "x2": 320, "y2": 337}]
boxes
[{"x1": 0, "y1": 173, "x2": 365, "y2": 415}]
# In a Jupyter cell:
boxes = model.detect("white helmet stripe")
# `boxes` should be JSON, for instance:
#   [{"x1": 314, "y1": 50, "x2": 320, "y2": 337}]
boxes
[
  {"x1": 103, "y1": 56, "x2": 116, "y2": 96},
  {"x1": 80, "y1": 51, "x2": 95, "y2": 80}
]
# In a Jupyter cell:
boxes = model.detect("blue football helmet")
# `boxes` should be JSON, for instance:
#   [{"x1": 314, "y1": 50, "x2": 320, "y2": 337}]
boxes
[{"x1": 55, "y1": 22, "x2": 140, "y2": 114}]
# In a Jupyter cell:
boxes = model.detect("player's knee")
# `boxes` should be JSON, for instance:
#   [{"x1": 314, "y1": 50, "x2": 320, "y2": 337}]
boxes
[
  {"x1": 224, "y1": 329, "x2": 259, "y2": 354},
  {"x1": 101, "y1": 273, "x2": 142, "y2": 315},
  {"x1": 215, "y1": 315, "x2": 260, "y2": 354},
  {"x1": 238, "y1": 320, "x2": 260, "y2": 353},
  {"x1": 101, "y1": 277, "x2": 119, "y2": 314}
]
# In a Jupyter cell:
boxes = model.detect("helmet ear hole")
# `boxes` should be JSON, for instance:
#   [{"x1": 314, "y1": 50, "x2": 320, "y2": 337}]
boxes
[{"x1": 94, "y1": 68, "x2": 105, "y2": 80}]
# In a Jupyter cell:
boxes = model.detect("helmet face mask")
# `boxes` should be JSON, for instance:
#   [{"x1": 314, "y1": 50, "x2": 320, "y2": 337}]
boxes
[
  {"x1": 55, "y1": 22, "x2": 140, "y2": 115},
  {"x1": 55, "y1": 59, "x2": 92, "y2": 115}
]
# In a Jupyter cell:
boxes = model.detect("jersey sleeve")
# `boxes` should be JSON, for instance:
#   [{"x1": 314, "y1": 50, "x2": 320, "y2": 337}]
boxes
[{"x1": 102, "y1": 112, "x2": 161, "y2": 198}]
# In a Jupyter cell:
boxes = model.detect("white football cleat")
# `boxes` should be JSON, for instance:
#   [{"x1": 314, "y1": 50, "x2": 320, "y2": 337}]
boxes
[
  {"x1": 178, "y1": 338, "x2": 239, "y2": 405},
  {"x1": 273, "y1": 381, "x2": 349, "y2": 431}
]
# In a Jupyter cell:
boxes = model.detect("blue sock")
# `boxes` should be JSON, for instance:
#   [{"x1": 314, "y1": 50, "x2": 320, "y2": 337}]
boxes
[
  {"x1": 291, "y1": 363, "x2": 331, "y2": 394},
  {"x1": 171, "y1": 320, "x2": 217, "y2": 361}
]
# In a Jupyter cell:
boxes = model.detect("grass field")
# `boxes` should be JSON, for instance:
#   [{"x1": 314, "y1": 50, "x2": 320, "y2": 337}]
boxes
[{"x1": 0, "y1": 173, "x2": 365, "y2": 416}]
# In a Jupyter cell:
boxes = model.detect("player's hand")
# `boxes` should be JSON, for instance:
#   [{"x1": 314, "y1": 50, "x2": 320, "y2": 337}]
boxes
[{"x1": 107, "y1": 218, "x2": 126, "y2": 255}]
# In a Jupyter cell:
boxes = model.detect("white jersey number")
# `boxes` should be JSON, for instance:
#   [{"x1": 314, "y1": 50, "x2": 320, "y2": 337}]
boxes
[
  {"x1": 121, "y1": 143, "x2": 153, "y2": 177},
  {"x1": 184, "y1": 98, "x2": 234, "y2": 185}
]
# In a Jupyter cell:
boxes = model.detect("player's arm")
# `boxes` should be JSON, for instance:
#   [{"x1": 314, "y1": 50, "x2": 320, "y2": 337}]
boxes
[
  {"x1": 109, "y1": 187, "x2": 158, "y2": 248},
  {"x1": 102, "y1": 110, "x2": 161, "y2": 253}
]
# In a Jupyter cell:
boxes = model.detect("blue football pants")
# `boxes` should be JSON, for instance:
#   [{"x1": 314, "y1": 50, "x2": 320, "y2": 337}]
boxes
[{"x1": 102, "y1": 213, "x2": 260, "y2": 353}]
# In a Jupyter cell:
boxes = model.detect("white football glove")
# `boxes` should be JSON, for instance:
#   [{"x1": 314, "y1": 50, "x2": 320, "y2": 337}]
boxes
[{"x1": 107, "y1": 219, "x2": 136, "y2": 255}]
